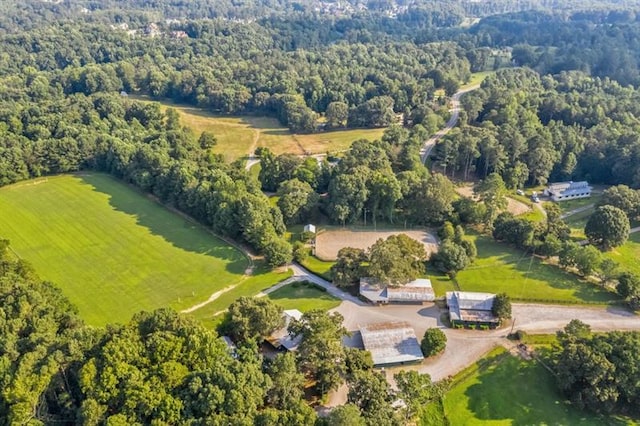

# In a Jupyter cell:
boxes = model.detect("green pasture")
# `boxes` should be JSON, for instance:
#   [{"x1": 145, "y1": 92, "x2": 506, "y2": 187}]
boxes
[
  {"x1": 437, "y1": 348, "x2": 635, "y2": 425},
  {"x1": 267, "y1": 281, "x2": 340, "y2": 312},
  {"x1": 455, "y1": 234, "x2": 618, "y2": 303},
  {"x1": 187, "y1": 262, "x2": 293, "y2": 329},
  {"x1": 0, "y1": 174, "x2": 249, "y2": 326},
  {"x1": 461, "y1": 71, "x2": 495, "y2": 90},
  {"x1": 132, "y1": 96, "x2": 385, "y2": 160},
  {"x1": 605, "y1": 232, "x2": 640, "y2": 276}
]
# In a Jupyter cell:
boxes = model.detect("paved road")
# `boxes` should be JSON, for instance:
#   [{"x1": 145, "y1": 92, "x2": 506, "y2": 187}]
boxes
[
  {"x1": 289, "y1": 263, "x2": 366, "y2": 305},
  {"x1": 420, "y1": 85, "x2": 480, "y2": 164}
]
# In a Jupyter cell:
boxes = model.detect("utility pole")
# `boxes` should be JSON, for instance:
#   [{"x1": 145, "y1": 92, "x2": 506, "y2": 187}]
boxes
[{"x1": 510, "y1": 317, "x2": 517, "y2": 336}]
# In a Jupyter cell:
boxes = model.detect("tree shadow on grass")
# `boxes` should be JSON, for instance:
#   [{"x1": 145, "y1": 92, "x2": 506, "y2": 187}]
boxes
[
  {"x1": 469, "y1": 235, "x2": 619, "y2": 303},
  {"x1": 79, "y1": 174, "x2": 247, "y2": 275},
  {"x1": 464, "y1": 356, "x2": 628, "y2": 426}
]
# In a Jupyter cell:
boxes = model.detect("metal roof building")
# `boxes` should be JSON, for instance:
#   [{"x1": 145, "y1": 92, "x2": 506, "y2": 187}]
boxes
[
  {"x1": 360, "y1": 321, "x2": 424, "y2": 366},
  {"x1": 446, "y1": 291, "x2": 499, "y2": 325},
  {"x1": 266, "y1": 309, "x2": 303, "y2": 351},
  {"x1": 359, "y1": 278, "x2": 435, "y2": 304},
  {"x1": 544, "y1": 181, "x2": 592, "y2": 202}
]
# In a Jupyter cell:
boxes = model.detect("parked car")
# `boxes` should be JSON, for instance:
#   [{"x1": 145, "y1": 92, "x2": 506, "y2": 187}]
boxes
[
  {"x1": 516, "y1": 189, "x2": 525, "y2": 196},
  {"x1": 531, "y1": 195, "x2": 540, "y2": 203}
]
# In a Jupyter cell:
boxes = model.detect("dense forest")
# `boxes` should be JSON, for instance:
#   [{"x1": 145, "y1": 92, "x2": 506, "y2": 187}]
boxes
[{"x1": 3, "y1": 0, "x2": 640, "y2": 423}]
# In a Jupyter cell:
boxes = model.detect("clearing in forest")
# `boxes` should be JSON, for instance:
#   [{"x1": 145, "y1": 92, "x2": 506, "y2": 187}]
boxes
[
  {"x1": 0, "y1": 174, "x2": 249, "y2": 326},
  {"x1": 132, "y1": 96, "x2": 386, "y2": 160}
]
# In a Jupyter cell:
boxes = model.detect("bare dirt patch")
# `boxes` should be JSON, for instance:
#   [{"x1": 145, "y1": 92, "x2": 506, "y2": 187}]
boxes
[
  {"x1": 315, "y1": 228, "x2": 438, "y2": 261},
  {"x1": 456, "y1": 185, "x2": 531, "y2": 216}
]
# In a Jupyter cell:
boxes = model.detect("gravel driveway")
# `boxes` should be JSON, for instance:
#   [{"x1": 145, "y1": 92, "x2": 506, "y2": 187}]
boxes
[{"x1": 330, "y1": 301, "x2": 640, "y2": 384}]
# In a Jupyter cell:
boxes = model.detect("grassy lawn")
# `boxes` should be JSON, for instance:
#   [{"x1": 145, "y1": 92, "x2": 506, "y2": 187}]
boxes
[
  {"x1": 455, "y1": 234, "x2": 618, "y2": 303},
  {"x1": 461, "y1": 71, "x2": 495, "y2": 90},
  {"x1": 605, "y1": 232, "x2": 640, "y2": 276},
  {"x1": 187, "y1": 262, "x2": 292, "y2": 329},
  {"x1": 427, "y1": 268, "x2": 457, "y2": 296},
  {"x1": 440, "y1": 348, "x2": 635, "y2": 425},
  {"x1": 557, "y1": 195, "x2": 600, "y2": 213},
  {"x1": 300, "y1": 256, "x2": 334, "y2": 281},
  {"x1": 0, "y1": 174, "x2": 249, "y2": 326},
  {"x1": 565, "y1": 209, "x2": 592, "y2": 241},
  {"x1": 267, "y1": 281, "x2": 340, "y2": 312},
  {"x1": 131, "y1": 96, "x2": 385, "y2": 160}
]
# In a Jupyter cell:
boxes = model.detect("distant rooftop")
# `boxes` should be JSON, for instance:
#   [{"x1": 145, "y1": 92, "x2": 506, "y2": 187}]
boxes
[
  {"x1": 360, "y1": 278, "x2": 435, "y2": 303},
  {"x1": 546, "y1": 181, "x2": 592, "y2": 197},
  {"x1": 360, "y1": 321, "x2": 424, "y2": 366}
]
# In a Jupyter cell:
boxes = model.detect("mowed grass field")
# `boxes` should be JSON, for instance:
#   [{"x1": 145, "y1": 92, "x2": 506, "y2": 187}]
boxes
[
  {"x1": 437, "y1": 348, "x2": 636, "y2": 425},
  {"x1": 267, "y1": 281, "x2": 340, "y2": 312},
  {"x1": 132, "y1": 96, "x2": 385, "y2": 161},
  {"x1": 454, "y1": 234, "x2": 617, "y2": 303},
  {"x1": 606, "y1": 232, "x2": 640, "y2": 276},
  {"x1": 0, "y1": 174, "x2": 250, "y2": 326}
]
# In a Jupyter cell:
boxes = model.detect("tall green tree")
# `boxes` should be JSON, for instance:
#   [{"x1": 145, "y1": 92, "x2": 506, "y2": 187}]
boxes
[
  {"x1": 367, "y1": 234, "x2": 427, "y2": 285},
  {"x1": 331, "y1": 247, "x2": 367, "y2": 288},
  {"x1": 585, "y1": 205, "x2": 630, "y2": 250},
  {"x1": 474, "y1": 172, "x2": 508, "y2": 228},
  {"x1": 289, "y1": 310, "x2": 348, "y2": 395},
  {"x1": 223, "y1": 297, "x2": 284, "y2": 344}
]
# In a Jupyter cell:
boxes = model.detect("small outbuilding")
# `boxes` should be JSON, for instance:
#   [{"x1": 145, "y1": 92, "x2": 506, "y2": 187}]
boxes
[
  {"x1": 220, "y1": 336, "x2": 238, "y2": 358},
  {"x1": 360, "y1": 321, "x2": 424, "y2": 366},
  {"x1": 446, "y1": 291, "x2": 499, "y2": 327},
  {"x1": 266, "y1": 309, "x2": 303, "y2": 351},
  {"x1": 359, "y1": 277, "x2": 435, "y2": 304},
  {"x1": 544, "y1": 181, "x2": 592, "y2": 202},
  {"x1": 303, "y1": 224, "x2": 316, "y2": 234}
]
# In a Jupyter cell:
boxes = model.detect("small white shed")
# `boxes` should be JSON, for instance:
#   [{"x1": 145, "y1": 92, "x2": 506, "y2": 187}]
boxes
[{"x1": 303, "y1": 224, "x2": 316, "y2": 234}]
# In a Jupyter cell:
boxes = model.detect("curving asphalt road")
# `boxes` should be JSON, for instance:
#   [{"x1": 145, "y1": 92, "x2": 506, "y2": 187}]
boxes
[{"x1": 420, "y1": 85, "x2": 481, "y2": 164}]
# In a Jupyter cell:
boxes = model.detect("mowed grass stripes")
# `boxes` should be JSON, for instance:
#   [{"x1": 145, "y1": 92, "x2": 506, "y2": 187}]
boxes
[{"x1": 0, "y1": 174, "x2": 248, "y2": 326}]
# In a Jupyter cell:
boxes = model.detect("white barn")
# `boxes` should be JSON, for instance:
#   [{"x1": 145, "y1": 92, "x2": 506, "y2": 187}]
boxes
[{"x1": 544, "y1": 181, "x2": 592, "y2": 202}]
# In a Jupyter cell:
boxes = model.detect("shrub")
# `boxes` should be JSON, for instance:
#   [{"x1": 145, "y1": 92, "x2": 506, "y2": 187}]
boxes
[{"x1": 421, "y1": 328, "x2": 447, "y2": 357}]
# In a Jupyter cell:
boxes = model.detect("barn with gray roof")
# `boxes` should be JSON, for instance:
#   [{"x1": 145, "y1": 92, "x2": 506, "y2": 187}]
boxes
[
  {"x1": 446, "y1": 291, "x2": 499, "y2": 327},
  {"x1": 359, "y1": 321, "x2": 424, "y2": 366}
]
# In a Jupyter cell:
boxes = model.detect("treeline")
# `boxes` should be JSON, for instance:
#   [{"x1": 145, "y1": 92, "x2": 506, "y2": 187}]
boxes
[
  {"x1": 437, "y1": 68, "x2": 640, "y2": 187},
  {"x1": 0, "y1": 240, "x2": 445, "y2": 424},
  {"x1": 257, "y1": 123, "x2": 460, "y2": 229},
  {"x1": 0, "y1": 19, "x2": 471, "y2": 133},
  {"x1": 463, "y1": 9, "x2": 640, "y2": 86},
  {"x1": 0, "y1": 88, "x2": 291, "y2": 264},
  {"x1": 552, "y1": 320, "x2": 640, "y2": 416},
  {"x1": 0, "y1": 240, "x2": 305, "y2": 423}
]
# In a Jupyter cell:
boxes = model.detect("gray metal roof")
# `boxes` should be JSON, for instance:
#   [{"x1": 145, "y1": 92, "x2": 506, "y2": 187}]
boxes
[
  {"x1": 360, "y1": 321, "x2": 424, "y2": 366},
  {"x1": 267, "y1": 309, "x2": 303, "y2": 351},
  {"x1": 547, "y1": 181, "x2": 592, "y2": 197},
  {"x1": 359, "y1": 278, "x2": 435, "y2": 303},
  {"x1": 446, "y1": 291, "x2": 499, "y2": 323}
]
